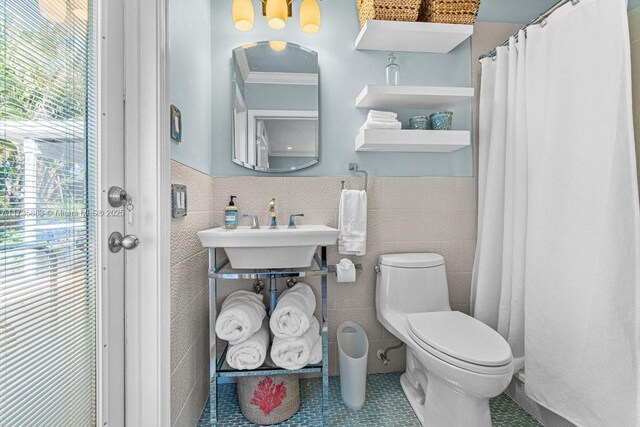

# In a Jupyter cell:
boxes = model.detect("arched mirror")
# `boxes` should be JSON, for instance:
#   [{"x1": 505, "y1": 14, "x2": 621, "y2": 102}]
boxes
[{"x1": 232, "y1": 41, "x2": 319, "y2": 172}]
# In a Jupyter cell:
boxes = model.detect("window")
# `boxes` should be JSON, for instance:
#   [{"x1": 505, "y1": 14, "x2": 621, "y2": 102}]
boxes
[{"x1": 0, "y1": 0, "x2": 97, "y2": 424}]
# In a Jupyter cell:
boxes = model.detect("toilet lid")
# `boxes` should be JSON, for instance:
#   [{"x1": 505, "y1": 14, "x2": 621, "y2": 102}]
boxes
[
  {"x1": 407, "y1": 311, "x2": 513, "y2": 369},
  {"x1": 379, "y1": 253, "x2": 444, "y2": 268}
]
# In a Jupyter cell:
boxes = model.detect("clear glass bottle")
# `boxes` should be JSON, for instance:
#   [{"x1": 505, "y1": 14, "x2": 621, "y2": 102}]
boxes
[{"x1": 385, "y1": 52, "x2": 400, "y2": 86}]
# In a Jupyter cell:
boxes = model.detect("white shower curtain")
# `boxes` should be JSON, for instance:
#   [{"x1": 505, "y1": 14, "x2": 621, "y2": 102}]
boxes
[
  {"x1": 474, "y1": 0, "x2": 640, "y2": 425},
  {"x1": 524, "y1": 0, "x2": 640, "y2": 425},
  {"x1": 472, "y1": 31, "x2": 528, "y2": 372}
]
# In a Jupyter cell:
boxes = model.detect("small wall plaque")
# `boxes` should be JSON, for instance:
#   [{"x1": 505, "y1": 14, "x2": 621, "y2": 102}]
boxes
[{"x1": 171, "y1": 184, "x2": 187, "y2": 218}]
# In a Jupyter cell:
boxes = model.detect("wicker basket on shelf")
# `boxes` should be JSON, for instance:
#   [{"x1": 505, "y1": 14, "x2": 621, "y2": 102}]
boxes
[
  {"x1": 237, "y1": 375, "x2": 300, "y2": 425},
  {"x1": 419, "y1": 0, "x2": 481, "y2": 25},
  {"x1": 357, "y1": 0, "x2": 424, "y2": 27}
]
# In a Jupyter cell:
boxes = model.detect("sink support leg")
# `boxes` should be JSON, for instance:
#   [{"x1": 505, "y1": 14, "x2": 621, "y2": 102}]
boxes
[{"x1": 268, "y1": 273, "x2": 277, "y2": 316}]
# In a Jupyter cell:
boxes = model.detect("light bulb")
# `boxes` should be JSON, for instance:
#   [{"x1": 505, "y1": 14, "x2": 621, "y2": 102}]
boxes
[
  {"x1": 233, "y1": 0, "x2": 254, "y2": 31},
  {"x1": 300, "y1": 0, "x2": 320, "y2": 34},
  {"x1": 38, "y1": 0, "x2": 67, "y2": 23},
  {"x1": 269, "y1": 40, "x2": 287, "y2": 51},
  {"x1": 266, "y1": 0, "x2": 288, "y2": 30}
]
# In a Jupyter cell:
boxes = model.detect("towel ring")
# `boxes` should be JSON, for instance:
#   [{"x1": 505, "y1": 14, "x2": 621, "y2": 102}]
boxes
[{"x1": 341, "y1": 163, "x2": 368, "y2": 192}]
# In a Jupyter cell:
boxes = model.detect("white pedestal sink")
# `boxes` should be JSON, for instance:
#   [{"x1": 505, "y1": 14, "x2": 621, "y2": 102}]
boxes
[{"x1": 197, "y1": 225, "x2": 339, "y2": 269}]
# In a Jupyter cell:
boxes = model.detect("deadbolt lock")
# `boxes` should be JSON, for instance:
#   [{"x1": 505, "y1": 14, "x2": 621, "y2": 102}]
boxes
[{"x1": 108, "y1": 186, "x2": 129, "y2": 208}]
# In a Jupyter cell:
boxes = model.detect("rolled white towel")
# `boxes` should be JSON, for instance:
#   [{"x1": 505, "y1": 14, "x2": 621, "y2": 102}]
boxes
[
  {"x1": 215, "y1": 290, "x2": 266, "y2": 345},
  {"x1": 368, "y1": 110, "x2": 397, "y2": 120},
  {"x1": 271, "y1": 317, "x2": 322, "y2": 370},
  {"x1": 226, "y1": 318, "x2": 269, "y2": 370},
  {"x1": 270, "y1": 282, "x2": 316, "y2": 339},
  {"x1": 360, "y1": 120, "x2": 402, "y2": 130}
]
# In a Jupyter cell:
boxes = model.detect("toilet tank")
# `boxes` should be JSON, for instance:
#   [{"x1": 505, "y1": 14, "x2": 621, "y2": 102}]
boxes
[{"x1": 376, "y1": 253, "x2": 451, "y2": 315}]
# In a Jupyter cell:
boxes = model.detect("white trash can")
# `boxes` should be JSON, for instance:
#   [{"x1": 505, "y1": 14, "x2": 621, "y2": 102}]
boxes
[{"x1": 337, "y1": 321, "x2": 369, "y2": 410}]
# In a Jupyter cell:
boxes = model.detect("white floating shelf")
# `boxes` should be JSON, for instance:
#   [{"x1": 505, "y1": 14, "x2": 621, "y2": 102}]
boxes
[
  {"x1": 355, "y1": 20, "x2": 473, "y2": 53},
  {"x1": 355, "y1": 129, "x2": 470, "y2": 153},
  {"x1": 356, "y1": 85, "x2": 474, "y2": 109}
]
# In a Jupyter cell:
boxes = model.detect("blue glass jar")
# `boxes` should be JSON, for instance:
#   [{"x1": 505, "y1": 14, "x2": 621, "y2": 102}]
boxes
[
  {"x1": 430, "y1": 111, "x2": 453, "y2": 130},
  {"x1": 409, "y1": 116, "x2": 429, "y2": 130}
]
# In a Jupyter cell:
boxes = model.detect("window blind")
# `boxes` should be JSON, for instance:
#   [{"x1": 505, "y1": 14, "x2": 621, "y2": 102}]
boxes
[{"x1": 0, "y1": 0, "x2": 97, "y2": 425}]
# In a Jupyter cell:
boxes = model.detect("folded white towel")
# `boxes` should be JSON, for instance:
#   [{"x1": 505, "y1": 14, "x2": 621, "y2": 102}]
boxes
[
  {"x1": 366, "y1": 115, "x2": 398, "y2": 123},
  {"x1": 368, "y1": 110, "x2": 397, "y2": 120},
  {"x1": 360, "y1": 120, "x2": 402, "y2": 130},
  {"x1": 271, "y1": 317, "x2": 322, "y2": 370},
  {"x1": 215, "y1": 290, "x2": 266, "y2": 345},
  {"x1": 338, "y1": 190, "x2": 367, "y2": 256},
  {"x1": 226, "y1": 318, "x2": 269, "y2": 370},
  {"x1": 270, "y1": 282, "x2": 316, "y2": 339}
]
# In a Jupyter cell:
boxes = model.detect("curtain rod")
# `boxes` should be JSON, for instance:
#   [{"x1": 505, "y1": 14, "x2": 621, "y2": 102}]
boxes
[{"x1": 478, "y1": 0, "x2": 580, "y2": 61}]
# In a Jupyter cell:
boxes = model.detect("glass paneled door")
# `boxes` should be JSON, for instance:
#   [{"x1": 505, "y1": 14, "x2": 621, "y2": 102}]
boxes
[{"x1": 0, "y1": 0, "x2": 125, "y2": 425}]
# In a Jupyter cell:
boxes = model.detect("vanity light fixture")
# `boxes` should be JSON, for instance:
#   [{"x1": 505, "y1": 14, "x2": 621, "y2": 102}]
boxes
[
  {"x1": 300, "y1": 0, "x2": 321, "y2": 34},
  {"x1": 232, "y1": 0, "x2": 321, "y2": 33},
  {"x1": 266, "y1": 0, "x2": 289, "y2": 29},
  {"x1": 269, "y1": 40, "x2": 287, "y2": 51},
  {"x1": 233, "y1": 0, "x2": 255, "y2": 31}
]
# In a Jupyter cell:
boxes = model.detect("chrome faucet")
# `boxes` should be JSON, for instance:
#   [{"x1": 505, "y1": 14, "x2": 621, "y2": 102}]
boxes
[
  {"x1": 243, "y1": 213, "x2": 260, "y2": 229},
  {"x1": 269, "y1": 198, "x2": 277, "y2": 229},
  {"x1": 288, "y1": 213, "x2": 304, "y2": 229}
]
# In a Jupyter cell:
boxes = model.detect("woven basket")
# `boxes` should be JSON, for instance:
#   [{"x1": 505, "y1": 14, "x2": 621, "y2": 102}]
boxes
[
  {"x1": 357, "y1": 0, "x2": 423, "y2": 28},
  {"x1": 237, "y1": 375, "x2": 300, "y2": 425},
  {"x1": 419, "y1": 0, "x2": 481, "y2": 25}
]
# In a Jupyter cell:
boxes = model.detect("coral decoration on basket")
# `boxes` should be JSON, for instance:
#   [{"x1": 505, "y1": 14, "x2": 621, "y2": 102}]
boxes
[{"x1": 250, "y1": 377, "x2": 288, "y2": 415}]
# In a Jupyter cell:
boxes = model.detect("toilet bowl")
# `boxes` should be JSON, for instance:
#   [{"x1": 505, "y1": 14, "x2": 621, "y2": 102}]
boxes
[{"x1": 375, "y1": 253, "x2": 514, "y2": 427}]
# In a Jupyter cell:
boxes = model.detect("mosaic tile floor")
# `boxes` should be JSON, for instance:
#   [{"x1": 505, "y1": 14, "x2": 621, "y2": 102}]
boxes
[{"x1": 198, "y1": 373, "x2": 541, "y2": 426}]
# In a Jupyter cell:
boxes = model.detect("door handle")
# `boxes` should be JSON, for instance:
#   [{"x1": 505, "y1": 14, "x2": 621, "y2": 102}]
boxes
[{"x1": 109, "y1": 231, "x2": 140, "y2": 253}]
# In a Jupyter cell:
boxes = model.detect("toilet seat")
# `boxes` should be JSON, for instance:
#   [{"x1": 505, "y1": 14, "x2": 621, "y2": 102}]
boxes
[{"x1": 407, "y1": 311, "x2": 513, "y2": 375}]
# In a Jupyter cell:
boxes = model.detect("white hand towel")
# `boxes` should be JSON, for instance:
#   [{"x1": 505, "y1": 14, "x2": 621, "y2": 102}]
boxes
[
  {"x1": 338, "y1": 190, "x2": 367, "y2": 256},
  {"x1": 226, "y1": 318, "x2": 269, "y2": 370},
  {"x1": 368, "y1": 110, "x2": 397, "y2": 120},
  {"x1": 270, "y1": 282, "x2": 316, "y2": 339},
  {"x1": 215, "y1": 290, "x2": 266, "y2": 345},
  {"x1": 336, "y1": 258, "x2": 357, "y2": 283},
  {"x1": 271, "y1": 317, "x2": 322, "y2": 370}
]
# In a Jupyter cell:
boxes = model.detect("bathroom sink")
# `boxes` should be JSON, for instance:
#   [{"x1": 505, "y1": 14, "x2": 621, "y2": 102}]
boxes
[{"x1": 197, "y1": 225, "x2": 339, "y2": 269}]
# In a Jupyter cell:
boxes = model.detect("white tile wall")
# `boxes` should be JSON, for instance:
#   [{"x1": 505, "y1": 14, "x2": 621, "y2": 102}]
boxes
[
  {"x1": 170, "y1": 161, "x2": 215, "y2": 426},
  {"x1": 209, "y1": 175, "x2": 477, "y2": 375}
]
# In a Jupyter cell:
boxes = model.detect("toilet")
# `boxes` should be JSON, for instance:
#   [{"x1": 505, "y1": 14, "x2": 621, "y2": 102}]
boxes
[{"x1": 375, "y1": 253, "x2": 514, "y2": 427}]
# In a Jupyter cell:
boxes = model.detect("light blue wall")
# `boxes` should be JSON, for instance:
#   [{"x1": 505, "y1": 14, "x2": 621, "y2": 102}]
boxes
[
  {"x1": 211, "y1": 0, "x2": 473, "y2": 177},
  {"x1": 169, "y1": 0, "x2": 212, "y2": 175},
  {"x1": 477, "y1": 0, "x2": 639, "y2": 23},
  {"x1": 476, "y1": 0, "x2": 560, "y2": 23},
  {"x1": 172, "y1": 0, "x2": 638, "y2": 176}
]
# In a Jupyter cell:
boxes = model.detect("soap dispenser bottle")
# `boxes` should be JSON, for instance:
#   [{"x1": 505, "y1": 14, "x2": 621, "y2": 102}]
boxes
[{"x1": 225, "y1": 196, "x2": 239, "y2": 229}]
